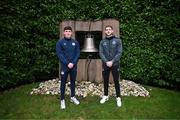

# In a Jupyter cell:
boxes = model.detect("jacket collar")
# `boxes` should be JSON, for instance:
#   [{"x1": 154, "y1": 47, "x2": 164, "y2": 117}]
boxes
[
  {"x1": 105, "y1": 35, "x2": 115, "y2": 40},
  {"x1": 64, "y1": 37, "x2": 71, "y2": 41}
]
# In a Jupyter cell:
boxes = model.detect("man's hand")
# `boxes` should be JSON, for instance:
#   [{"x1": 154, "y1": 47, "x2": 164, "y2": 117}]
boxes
[
  {"x1": 68, "y1": 63, "x2": 74, "y2": 69},
  {"x1": 106, "y1": 61, "x2": 113, "y2": 67}
]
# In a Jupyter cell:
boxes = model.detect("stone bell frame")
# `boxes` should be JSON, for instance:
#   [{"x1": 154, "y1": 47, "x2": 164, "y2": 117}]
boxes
[{"x1": 59, "y1": 19, "x2": 120, "y2": 83}]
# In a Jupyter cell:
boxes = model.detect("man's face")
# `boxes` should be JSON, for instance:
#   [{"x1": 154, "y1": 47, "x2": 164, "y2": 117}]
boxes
[
  {"x1": 105, "y1": 27, "x2": 113, "y2": 36},
  {"x1": 63, "y1": 30, "x2": 72, "y2": 38}
]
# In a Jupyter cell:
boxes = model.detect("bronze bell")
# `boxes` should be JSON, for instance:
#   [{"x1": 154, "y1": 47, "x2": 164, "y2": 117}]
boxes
[{"x1": 81, "y1": 33, "x2": 98, "y2": 52}]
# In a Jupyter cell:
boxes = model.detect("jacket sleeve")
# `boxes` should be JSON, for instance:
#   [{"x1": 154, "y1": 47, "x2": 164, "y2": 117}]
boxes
[
  {"x1": 99, "y1": 41, "x2": 108, "y2": 62},
  {"x1": 112, "y1": 39, "x2": 123, "y2": 63},
  {"x1": 72, "y1": 41, "x2": 80, "y2": 65},
  {"x1": 56, "y1": 40, "x2": 68, "y2": 65}
]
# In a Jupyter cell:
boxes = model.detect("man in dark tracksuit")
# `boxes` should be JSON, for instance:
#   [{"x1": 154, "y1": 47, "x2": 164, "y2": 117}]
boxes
[
  {"x1": 99, "y1": 25, "x2": 123, "y2": 107},
  {"x1": 56, "y1": 26, "x2": 80, "y2": 109}
]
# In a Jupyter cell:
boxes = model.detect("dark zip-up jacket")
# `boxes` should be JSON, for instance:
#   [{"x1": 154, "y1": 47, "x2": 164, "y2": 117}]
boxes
[
  {"x1": 56, "y1": 38, "x2": 80, "y2": 68},
  {"x1": 99, "y1": 36, "x2": 123, "y2": 66}
]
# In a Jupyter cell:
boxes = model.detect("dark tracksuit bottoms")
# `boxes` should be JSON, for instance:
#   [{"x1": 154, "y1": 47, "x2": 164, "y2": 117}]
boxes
[
  {"x1": 102, "y1": 64, "x2": 121, "y2": 97},
  {"x1": 60, "y1": 65, "x2": 77, "y2": 100}
]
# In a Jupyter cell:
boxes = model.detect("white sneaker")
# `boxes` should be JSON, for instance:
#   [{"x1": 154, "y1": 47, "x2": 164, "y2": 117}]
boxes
[
  {"x1": 100, "y1": 96, "x2": 109, "y2": 104},
  {"x1": 70, "y1": 97, "x2": 80, "y2": 105},
  {"x1": 61, "y1": 100, "x2": 66, "y2": 109},
  {"x1": 116, "y1": 97, "x2": 122, "y2": 107}
]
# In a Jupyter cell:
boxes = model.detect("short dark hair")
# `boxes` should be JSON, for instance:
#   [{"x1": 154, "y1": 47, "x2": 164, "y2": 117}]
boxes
[
  {"x1": 64, "y1": 26, "x2": 72, "y2": 31},
  {"x1": 105, "y1": 25, "x2": 113, "y2": 30}
]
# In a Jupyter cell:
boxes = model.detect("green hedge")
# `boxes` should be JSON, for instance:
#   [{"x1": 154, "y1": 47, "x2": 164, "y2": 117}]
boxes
[{"x1": 0, "y1": 0, "x2": 179, "y2": 90}]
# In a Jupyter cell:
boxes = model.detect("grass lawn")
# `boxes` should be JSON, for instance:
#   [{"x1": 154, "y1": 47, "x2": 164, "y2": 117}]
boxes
[{"x1": 0, "y1": 82, "x2": 180, "y2": 119}]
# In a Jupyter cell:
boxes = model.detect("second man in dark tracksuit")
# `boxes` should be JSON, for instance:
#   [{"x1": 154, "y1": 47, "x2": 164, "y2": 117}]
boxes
[{"x1": 99, "y1": 25, "x2": 123, "y2": 107}]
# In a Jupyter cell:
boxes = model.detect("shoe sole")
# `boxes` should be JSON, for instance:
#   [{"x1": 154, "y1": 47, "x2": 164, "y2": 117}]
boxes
[
  {"x1": 117, "y1": 104, "x2": 122, "y2": 107},
  {"x1": 70, "y1": 100, "x2": 80, "y2": 105},
  {"x1": 100, "y1": 98, "x2": 109, "y2": 104},
  {"x1": 61, "y1": 106, "x2": 65, "y2": 109}
]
